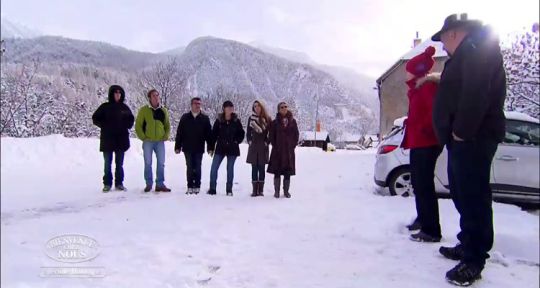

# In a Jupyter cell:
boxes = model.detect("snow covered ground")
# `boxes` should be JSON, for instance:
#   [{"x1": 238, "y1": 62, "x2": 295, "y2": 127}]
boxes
[{"x1": 1, "y1": 135, "x2": 538, "y2": 288}]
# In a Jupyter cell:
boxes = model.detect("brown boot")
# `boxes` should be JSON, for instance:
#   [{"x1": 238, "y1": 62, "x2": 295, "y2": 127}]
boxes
[
  {"x1": 283, "y1": 179, "x2": 291, "y2": 198},
  {"x1": 258, "y1": 181, "x2": 265, "y2": 197},
  {"x1": 155, "y1": 185, "x2": 171, "y2": 192},
  {"x1": 274, "y1": 177, "x2": 281, "y2": 198},
  {"x1": 251, "y1": 181, "x2": 258, "y2": 197}
]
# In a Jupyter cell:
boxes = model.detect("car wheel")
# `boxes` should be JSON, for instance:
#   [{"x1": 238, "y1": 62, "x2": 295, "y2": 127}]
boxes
[{"x1": 388, "y1": 167, "x2": 413, "y2": 197}]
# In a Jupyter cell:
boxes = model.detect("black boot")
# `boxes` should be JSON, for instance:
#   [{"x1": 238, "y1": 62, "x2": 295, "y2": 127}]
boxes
[
  {"x1": 446, "y1": 262, "x2": 483, "y2": 286},
  {"x1": 226, "y1": 183, "x2": 233, "y2": 196},
  {"x1": 251, "y1": 182, "x2": 258, "y2": 197},
  {"x1": 440, "y1": 243, "x2": 465, "y2": 261},
  {"x1": 274, "y1": 177, "x2": 281, "y2": 198},
  {"x1": 283, "y1": 179, "x2": 291, "y2": 198},
  {"x1": 258, "y1": 181, "x2": 265, "y2": 197},
  {"x1": 207, "y1": 189, "x2": 217, "y2": 195},
  {"x1": 406, "y1": 218, "x2": 422, "y2": 231}
]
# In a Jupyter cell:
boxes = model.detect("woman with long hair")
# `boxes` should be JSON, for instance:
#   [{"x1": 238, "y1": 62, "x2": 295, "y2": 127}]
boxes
[
  {"x1": 267, "y1": 101, "x2": 299, "y2": 198},
  {"x1": 246, "y1": 100, "x2": 272, "y2": 197}
]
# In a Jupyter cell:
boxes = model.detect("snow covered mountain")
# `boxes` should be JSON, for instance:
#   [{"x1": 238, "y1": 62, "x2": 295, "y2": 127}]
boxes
[
  {"x1": 2, "y1": 35, "x2": 377, "y2": 138},
  {"x1": 0, "y1": 18, "x2": 42, "y2": 39}
]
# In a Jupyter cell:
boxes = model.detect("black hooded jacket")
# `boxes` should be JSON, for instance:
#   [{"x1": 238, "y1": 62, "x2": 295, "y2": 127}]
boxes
[
  {"x1": 433, "y1": 26, "x2": 507, "y2": 144},
  {"x1": 209, "y1": 113, "x2": 245, "y2": 156},
  {"x1": 92, "y1": 85, "x2": 135, "y2": 152}
]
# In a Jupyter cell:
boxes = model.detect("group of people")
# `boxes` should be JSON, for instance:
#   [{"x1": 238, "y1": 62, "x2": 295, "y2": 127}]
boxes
[
  {"x1": 401, "y1": 14, "x2": 506, "y2": 286},
  {"x1": 92, "y1": 88, "x2": 299, "y2": 198}
]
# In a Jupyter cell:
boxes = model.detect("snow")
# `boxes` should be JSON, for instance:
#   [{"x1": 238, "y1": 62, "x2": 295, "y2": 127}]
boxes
[
  {"x1": 1, "y1": 135, "x2": 538, "y2": 288},
  {"x1": 401, "y1": 40, "x2": 448, "y2": 60},
  {"x1": 505, "y1": 111, "x2": 540, "y2": 123}
]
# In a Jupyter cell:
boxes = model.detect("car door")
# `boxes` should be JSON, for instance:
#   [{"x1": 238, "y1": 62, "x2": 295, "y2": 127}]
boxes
[{"x1": 492, "y1": 120, "x2": 540, "y2": 200}]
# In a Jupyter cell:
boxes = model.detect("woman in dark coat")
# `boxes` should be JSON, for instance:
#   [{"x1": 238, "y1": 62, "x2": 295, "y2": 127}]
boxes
[
  {"x1": 267, "y1": 101, "x2": 299, "y2": 198},
  {"x1": 246, "y1": 100, "x2": 272, "y2": 197},
  {"x1": 92, "y1": 85, "x2": 134, "y2": 192},
  {"x1": 207, "y1": 101, "x2": 245, "y2": 196}
]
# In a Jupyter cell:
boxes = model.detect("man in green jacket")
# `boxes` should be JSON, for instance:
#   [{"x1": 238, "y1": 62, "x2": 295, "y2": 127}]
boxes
[{"x1": 135, "y1": 89, "x2": 172, "y2": 192}]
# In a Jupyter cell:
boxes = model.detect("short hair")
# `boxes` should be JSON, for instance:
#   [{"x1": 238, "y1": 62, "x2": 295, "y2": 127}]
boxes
[
  {"x1": 147, "y1": 89, "x2": 159, "y2": 98},
  {"x1": 191, "y1": 97, "x2": 202, "y2": 104}
]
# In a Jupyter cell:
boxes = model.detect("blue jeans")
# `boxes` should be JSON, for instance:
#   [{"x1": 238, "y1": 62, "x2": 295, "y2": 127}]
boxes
[
  {"x1": 103, "y1": 151, "x2": 125, "y2": 186},
  {"x1": 251, "y1": 164, "x2": 266, "y2": 182},
  {"x1": 143, "y1": 141, "x2": 166, "y2": 186},
  {"x1": 209, "y1": 154, "x2": 237, "y2": 191}
]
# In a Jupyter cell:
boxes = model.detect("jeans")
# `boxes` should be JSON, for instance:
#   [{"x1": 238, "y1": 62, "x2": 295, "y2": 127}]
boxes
[
  {"x1": 209, "y1": 154, "x2": 237, "y2": 191},
  {"x1": 251, "y1": 164, "x2": 266, "y2": 182},
  {"x1": 184, "y1": 152, "x2": 203, "y2": 188},
  {"x1": 103, "y1": 151, "x2": 125, "y2": 186},
  {"x1": 143, "y1": 141, "x2": 166, "y2": 186},
  {"x1": 447, "y1": 139, "x2": 498, "y2": 267},
  {"x1": 411, "y1": 146, "x2": 443, "y2": 238}
]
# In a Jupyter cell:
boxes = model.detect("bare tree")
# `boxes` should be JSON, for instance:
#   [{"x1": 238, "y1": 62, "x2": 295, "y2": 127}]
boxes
[{"x1": 138, "y1": 57, "x2": 186, "y2": 108}]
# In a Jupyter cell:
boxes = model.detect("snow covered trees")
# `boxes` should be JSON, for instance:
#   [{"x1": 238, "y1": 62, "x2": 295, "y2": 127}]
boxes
[{"x1": 502, "y1": 23, "x2": 540, "y2": 118}]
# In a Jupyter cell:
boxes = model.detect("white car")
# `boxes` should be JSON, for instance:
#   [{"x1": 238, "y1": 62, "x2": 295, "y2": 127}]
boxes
[{"x1": 374, "y1": 112, "x2": 540, "y2": 206}]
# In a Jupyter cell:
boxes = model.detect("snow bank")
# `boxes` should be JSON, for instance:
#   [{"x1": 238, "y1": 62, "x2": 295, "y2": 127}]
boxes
[{"x1": 1, "y1": 136, "x2": 538, "y2": 288}]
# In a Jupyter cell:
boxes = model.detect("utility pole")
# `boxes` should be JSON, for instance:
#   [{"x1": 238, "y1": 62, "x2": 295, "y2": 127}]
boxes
[{"x1": 313, "y1": 93, "x2": 319, "y2": 146}]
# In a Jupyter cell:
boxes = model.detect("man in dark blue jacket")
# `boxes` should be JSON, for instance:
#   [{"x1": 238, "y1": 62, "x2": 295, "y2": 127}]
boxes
[
  {"x1": 174, "y1": 97, "x2": 212, "y2": 194},
  {"x1": 431, "y1": 13, "x2": 506, "y2": 286}
]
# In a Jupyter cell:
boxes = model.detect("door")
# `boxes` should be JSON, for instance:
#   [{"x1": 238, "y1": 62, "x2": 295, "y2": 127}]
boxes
[{"x1": 493, "y1": 120, "x2": 540, "y2": 198}]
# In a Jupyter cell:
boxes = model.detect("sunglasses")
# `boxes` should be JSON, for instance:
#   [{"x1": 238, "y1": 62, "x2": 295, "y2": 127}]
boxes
[{"x1": 280, "y1": 106, "x2": 288, "y2": 109}]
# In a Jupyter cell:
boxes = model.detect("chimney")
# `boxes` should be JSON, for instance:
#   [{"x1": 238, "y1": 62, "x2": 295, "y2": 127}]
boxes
[{"x1": 413, "y1": 31, "x2": 421, "y2": 47}]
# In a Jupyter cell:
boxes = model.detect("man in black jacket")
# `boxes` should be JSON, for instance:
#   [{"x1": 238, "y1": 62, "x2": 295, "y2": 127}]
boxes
[
  {"x1": 431, "y1": 14, "x2": 506, "y2": 286},
  {"x1": 174, "y1": 97, "x2": 212, "y2": 194},
  {"x1": 92, "y1": 85, "x2": 135, "y2": 192}
]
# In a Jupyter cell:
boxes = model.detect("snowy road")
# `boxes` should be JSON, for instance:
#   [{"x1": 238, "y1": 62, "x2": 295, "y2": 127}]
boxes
[{"x1": 1, "y1": 135, "x2": 538, "y2": 288}]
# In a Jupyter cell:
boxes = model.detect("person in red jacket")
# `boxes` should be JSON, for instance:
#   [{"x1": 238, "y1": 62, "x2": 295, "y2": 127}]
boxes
[{"x1": 402, "y1": 46, "x2": 443, "y2": 242}]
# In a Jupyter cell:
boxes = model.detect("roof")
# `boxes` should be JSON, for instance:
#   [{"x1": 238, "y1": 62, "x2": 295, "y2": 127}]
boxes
[
  {"x1": 393, "y1": 112, "x2": 538, "y2": 128},
  {"x1": 300, "y1": 131, "x2": 329, "y2": 141},
  {"x1": 376, "y1": 40, "x2": 448, "y2": 85}
]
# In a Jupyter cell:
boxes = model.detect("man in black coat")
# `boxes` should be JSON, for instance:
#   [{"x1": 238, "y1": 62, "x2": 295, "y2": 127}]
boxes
[
  {"x1": 431, "y1": 14, "x2": 506, "y2": 286},
  {"x1": 174, "y1": 97, "x2": 212, "y2": 194},
  {"x1": 92, "y1": 85, "x2": 135, "y2": 192}
]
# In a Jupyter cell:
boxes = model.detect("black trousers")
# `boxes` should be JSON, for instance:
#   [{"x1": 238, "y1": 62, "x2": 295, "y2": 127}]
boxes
[
  {"x1": 184, "y1": 152, "x2": 203, "y2": 188},
  {"x1": 447, "y1": 139, "x2": 498, "y2": 267},
  {"x1": 411, "y1": 146, "x2": 443, "y2": 238}
]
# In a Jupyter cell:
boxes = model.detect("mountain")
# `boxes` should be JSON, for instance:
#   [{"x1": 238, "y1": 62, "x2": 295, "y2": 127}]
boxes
[
  {"x1": 2, "y1": 36, "x2": 165, "y2": 71},
  {"x1": 250, "y1": 42, "x2": 378, "y2": 114},
  {"x1": 2, "y1": 35, "x2": 377, "y2": 138},
  {"x1": 1, "y1": 18, "x2": 42, "y2": 39}
]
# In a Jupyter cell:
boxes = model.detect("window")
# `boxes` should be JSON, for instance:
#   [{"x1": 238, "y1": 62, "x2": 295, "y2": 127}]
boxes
[{"x1": 504, "y1": 120, "x2": 540, "y2": 146}]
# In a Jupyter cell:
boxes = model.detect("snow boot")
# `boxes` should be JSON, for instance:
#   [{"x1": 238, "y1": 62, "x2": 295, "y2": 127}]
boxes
[
  {"x1": 445, "y1": 262, "x2": 483, "y2": 286},
  {"x1": 274, "y1": 177, "x2": 281, "y2": 198},
  {"x1": 410, "y1": 231, "x2": 441, "y2": 243},
  {"x1": 283, "y1": 179, "x2": 291, "y2": 198},
  {"x1": 258, "y1": 181, "x2": 265, "y2": 197},
  {"x1": 440, "y1": 243, "x2": 465, "y2": 261},
  {"x1": 155, "y1": 185, "x2": 171, "y2": 192},
  {"x1": 102, "y1": 185, "x2": 111, "y2": 193},
  {"x1": 251, "y1": 182, "x2": 258, "y2": 197},
  {"x1": 186, "y1": 188, "x2": 194, "y2": 195},
  {"x1": 193, "y1": 188, "x2": 200, "y2": 194},
  {"x1": 115, "y1": 185, "x2": 127, "y2": 191},
  {"x1": 406, "y1": 218, "x2": 422, "y2": 231}
]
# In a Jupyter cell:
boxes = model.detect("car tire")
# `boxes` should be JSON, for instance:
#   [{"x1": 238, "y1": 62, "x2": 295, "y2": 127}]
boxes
[{"x1": 388, "y1": 167, "x2": 414, "y2": 197}]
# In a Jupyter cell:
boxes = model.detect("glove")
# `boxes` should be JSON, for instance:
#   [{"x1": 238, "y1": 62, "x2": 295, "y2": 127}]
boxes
[{"x1": 208, "y1": 150, "x2": 215, "y2": 157}]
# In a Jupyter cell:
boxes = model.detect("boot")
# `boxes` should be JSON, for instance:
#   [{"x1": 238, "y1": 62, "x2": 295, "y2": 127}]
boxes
[
  {"x1": 283, "y1": 179, "x2": 291, "y2": 198},
  {"x1": 251, "y1": 182, "x2": 258, "y2": 197},
  {"x1": 274, "y1": 177, "x2": 281, "y2": 198},
  {"x1": 258, "y1": 181, "x2": 265, "y2": 197}
]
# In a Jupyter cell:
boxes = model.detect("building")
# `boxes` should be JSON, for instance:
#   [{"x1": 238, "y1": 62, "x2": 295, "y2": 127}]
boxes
[
  {"x1": 376, "y1": 37, "x2": 449, "y2": 136},
  {"x1": 299, "y1": 130, "x2": 330, "y2": 149}
]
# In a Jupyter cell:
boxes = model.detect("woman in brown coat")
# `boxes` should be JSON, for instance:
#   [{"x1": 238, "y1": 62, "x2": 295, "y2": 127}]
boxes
[
  {"x1": 246, "y1": 100, "x2": 272, "y2": 197},
  {"x1": 267, "y1": 102, "x2": 299, "y2": 198}
]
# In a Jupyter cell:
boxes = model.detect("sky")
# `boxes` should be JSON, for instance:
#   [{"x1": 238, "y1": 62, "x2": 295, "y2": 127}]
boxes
[{"x1": 1, "y1": 0, "x2": 539, "y2": 78}]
